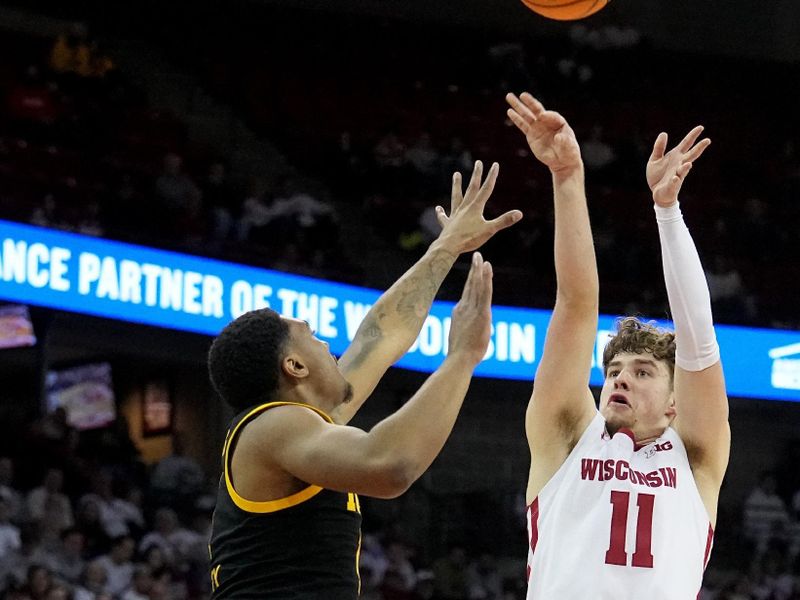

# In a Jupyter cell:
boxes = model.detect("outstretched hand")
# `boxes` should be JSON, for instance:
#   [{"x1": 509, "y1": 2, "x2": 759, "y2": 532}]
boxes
[
  {"x1": 647, "y1": 126, "x2": 711, "y2": 207},
  {"x1": 435, "y1": 160, "x2": 522, "y2": 255},
  {"x1": 505, "y1": 92, "x2": 582, "y2": 175},
  {"x1": 448, "y1": 251, "x2": 493, "y2": 366}
]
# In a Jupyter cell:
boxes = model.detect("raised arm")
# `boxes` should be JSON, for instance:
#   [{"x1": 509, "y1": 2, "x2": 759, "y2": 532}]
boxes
[
  {"x1": 332, "y1": 161, "x2": 521, "y2": 424},
  {"x1": 505, "y1": 93, "x2": 598, "y2": 501},
  {"x1": 258, "y1": 253, "x2": 494, "y2": 498},
  {"x1": 646, "y1": 127, "x2": 730, "y2": 518}
]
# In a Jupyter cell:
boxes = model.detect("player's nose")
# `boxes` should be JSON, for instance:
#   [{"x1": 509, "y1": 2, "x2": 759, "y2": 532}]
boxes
[{"x1": 614, "y1": 371, "x2": 630, "y2": 390}]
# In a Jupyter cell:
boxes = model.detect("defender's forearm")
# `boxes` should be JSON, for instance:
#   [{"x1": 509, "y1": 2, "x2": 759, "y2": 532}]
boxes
[{"x1": 350, "y1": 242, "x2": 458, "y2": 365}]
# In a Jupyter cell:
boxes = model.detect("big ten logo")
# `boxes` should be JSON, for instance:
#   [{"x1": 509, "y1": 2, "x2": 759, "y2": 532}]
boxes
[{"x1": 654, "y1": 441, "x2": 673, "y2": 453}]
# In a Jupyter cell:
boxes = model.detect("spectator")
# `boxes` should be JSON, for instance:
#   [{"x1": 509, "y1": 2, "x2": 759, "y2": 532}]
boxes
[
  {"x1": 18, "y1": 565, "x2": 54, "y2": 600},
  {"x1": 0, "y1": 525, "x2": 51, "y2": 590},
  {"x1": 94, "y1": 535, "x2": 135, "y2": 597},
  {"x1": 433, "y1": 544, "x2": 468, "y2": 600},
  {"x1": 45, "y1": 528, "x2": 85, "y2": 586},
  {"x1": 0, "y1": 496, "x2": 21, "y2": 562},
  {"x1": 120, "y1": 565, "x2": 153, "y2": 600},
  {"x1": 26, "y1": 469, "x2": 73, "y2": 546},
  {"x1": 201, "y1": 161, "x2": 240, "y2": 241},
  {"x1": 705, "y1": 254, "x2": 756, "y2": 323},
  {"x1": 405, "y1": 132, "x2": 440, "y2": 181},
  {"x1": 140, "y1": 545, "x2": 168, "y2": 575},
  {"x1": 148, "y1": 437, "x2": 206, "y2": 509},
  {"x1": 44, "y1": 583, "x2": 72, "y2": 600},
  {"x1": 581, "y1": 124, "x2": 616, "y2": 173},
  {"x1": 73, "y1": 560, "x2": 110, "y2": 600},
  {"x1": 73, "y1": 497, "x2": 110, "y2": 558},
  {"x1": 153, "y1": 153, "x2": 202, "y2": 238},
  {"x1": 373, "y1": 131, "x2": 406, "y2": 171},
  {"x1": 380, "y1": 540, "x2": 417, "y2": 600},
  {"x1": 414, "y1": 569, "x2": 436, "y2": 600},
  {"x1": 360, "y1": 531, "x2": 389, "y2": 590},
  {"x1": 750, "y1": 546, "x2": 795, "y2": 600},
  {"x1": 440, "y1": 137, "x2": 473, "y2": 183},
  {"x1": 0, "y1": 456, "x2": 24, "y2": 523},
  {"x1": 466, "y1": 553, "x2": 503, "y2": 600},
  {"x1": 237, "y1": 176, "x2": 274, "y2": 243},
  {"x1": 743, "y1": 472, "x2": 791, "y2": 556},
  {"x1": 79, "y1": 471, "x2": 141, "y2": 539},
  {"x1": 138, "y1": 508, "x2": 201, "y2": 571}
]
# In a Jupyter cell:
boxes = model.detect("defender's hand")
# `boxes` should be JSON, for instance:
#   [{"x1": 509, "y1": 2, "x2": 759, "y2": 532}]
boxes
[
  {"x1": 448, "y1": 252, "x2": 493, "y2": 366},
  {"x1": 435, "y1": 160, "x2": 522, "y2": 255}
]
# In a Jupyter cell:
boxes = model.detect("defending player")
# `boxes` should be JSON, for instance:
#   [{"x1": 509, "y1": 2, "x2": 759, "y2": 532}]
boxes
[
  {"x1": 505, "y1": 91, "x2": 729, "y2": 597},
  {"x1": 207, "y1": 161, "x2": 521, "y2": 599}
]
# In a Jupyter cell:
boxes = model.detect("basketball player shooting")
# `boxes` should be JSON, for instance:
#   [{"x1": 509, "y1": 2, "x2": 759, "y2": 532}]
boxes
[{"x1": 505, "y1": 92, "x2": 730, "y2": 597}]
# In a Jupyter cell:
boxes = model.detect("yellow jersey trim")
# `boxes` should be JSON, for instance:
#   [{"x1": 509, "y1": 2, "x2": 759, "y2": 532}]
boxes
[{"x1": 223, "y1": 401, "x2": 333, "y2": 513}]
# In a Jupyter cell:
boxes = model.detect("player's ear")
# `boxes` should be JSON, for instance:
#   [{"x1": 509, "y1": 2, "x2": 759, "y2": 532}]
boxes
[{"x1": 282, "y1": 354, "x2": 309, "y2": 380}]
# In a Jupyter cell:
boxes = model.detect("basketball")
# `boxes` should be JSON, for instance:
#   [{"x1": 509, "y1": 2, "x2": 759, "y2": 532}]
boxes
[{"x1": 521, "y1": 0, "x2": 609, "y2": 21}]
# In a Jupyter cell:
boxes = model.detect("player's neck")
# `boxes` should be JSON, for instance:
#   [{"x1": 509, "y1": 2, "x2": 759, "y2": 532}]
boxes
[
  {"x1": 606, "y1": 422, "x2": 665, "y2": 447},
  {"x1": 279, "y1": 384, "x2": 336, "y2": 416}
]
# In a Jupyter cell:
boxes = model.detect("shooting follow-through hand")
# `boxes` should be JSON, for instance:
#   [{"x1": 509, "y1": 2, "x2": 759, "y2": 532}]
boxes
[{"x1": 647, "y1": 125, "x2": 711, "y2": 207}]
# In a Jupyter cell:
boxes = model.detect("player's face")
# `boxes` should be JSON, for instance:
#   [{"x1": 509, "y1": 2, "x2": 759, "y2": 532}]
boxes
[
  {"x1": 599, "y1": 351, "x2": 675, "y2": 438},
  {"x1": 285, "y1": 318, "x2": 353, "y2": 404}
]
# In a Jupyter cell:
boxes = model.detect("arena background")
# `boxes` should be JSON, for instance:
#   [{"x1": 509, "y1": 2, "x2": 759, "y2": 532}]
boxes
[{"x1": 1, "y1": 1, "x2": 800, "y2": 598}]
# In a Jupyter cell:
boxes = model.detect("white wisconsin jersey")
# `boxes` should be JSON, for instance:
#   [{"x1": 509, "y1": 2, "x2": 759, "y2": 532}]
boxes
[{"x1": 526, "y1": 412, "x2": 713, "y2": 599}]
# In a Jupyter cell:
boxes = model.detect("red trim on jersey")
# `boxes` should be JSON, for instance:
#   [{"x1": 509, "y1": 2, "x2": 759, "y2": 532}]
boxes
[
  {"x1": 527, "y1": 497, "x2": 540, "y2": 582},
  {"x1": 696, "y1": 523, "x2": 715, "y2": 599},
  {"x1": 617, "y1": 428, "x2": 636, "y2": 444},
  {"x1": 703, "y1": 523, "x2": 714, "y2": 569},
  {"x1": 616, "y1": 427, "x2": 651, "y2": 451}
]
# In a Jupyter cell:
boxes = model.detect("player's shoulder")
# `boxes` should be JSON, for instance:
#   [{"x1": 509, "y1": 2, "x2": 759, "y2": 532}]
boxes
[{"x1": 246, "y1": 402, "x2": 331, "y2": 433}]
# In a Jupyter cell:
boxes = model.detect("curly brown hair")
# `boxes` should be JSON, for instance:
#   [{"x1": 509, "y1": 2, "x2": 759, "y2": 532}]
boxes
[{"x1": 602, "y1": 317, "x2": 676, "y2": 378}]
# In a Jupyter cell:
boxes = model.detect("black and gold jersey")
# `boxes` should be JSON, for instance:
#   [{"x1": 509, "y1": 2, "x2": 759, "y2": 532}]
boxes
[{"x1": 208, "y1": 402, "x2": 362, "y2": 599}]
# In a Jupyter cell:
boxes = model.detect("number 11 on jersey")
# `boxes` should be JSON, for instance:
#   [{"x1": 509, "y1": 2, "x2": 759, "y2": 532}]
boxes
[{"x1": 605, "y1": 490, "x2": 655, "y2": 568}]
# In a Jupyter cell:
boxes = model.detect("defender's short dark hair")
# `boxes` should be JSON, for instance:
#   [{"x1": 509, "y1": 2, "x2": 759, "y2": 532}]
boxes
[
  {"x1": 208, "y1": 308, "x2": 290, "y2": 411},
  {"x1": 602, "y1": 317, "x2": 676, "y2": 378}
]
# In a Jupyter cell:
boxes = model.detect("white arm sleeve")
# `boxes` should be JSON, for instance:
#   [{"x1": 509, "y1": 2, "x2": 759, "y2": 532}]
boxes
[{"x1": 654, "y1": 202, "x2": 720, "y2": 371}]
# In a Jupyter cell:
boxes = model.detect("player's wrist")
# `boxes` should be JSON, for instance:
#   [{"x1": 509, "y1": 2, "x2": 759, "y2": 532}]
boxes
[
  {"x1": 443, "y1": 347, "x2": 483, "y2": 370},
  {"x1": 654, "y1": 201, "x2": 682, "y2": 222},
  {"x1": 551, "y1": 164, "x2": 584, "y2": 184},
  {"x1": 429, "y1": 235, "x2": 466, "y2": 258}
]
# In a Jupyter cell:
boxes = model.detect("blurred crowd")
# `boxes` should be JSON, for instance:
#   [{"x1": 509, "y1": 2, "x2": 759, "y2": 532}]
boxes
[
  {"x1": 0, "y1": 408, "x2": 215, "y2": 600},
  {"x1": 2, "y1": 408, "x2": 800, "y2": 599},
  {"x1": 2, "y1": 9, "x2": 800, "y2": 599},
  {"x1": 2, "y1": 16, "x2": 800, "y2": 325}
]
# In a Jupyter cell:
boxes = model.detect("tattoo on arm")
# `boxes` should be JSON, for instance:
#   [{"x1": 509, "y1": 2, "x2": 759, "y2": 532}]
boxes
[
  {"x1": 395, "y1": 250, "x2": 454, "y2": 327},
  {"x1": 346, "y1": 248, "x2": 455, "y2": 371},
  {"x1": 345, "y1": 312, "x2": 385, "y2": 371}
]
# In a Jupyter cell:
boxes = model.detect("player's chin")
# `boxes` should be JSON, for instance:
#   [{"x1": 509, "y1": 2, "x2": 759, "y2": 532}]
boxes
[{"x1": 601, "y1": 407, "x2": 632, "y2": 428}]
